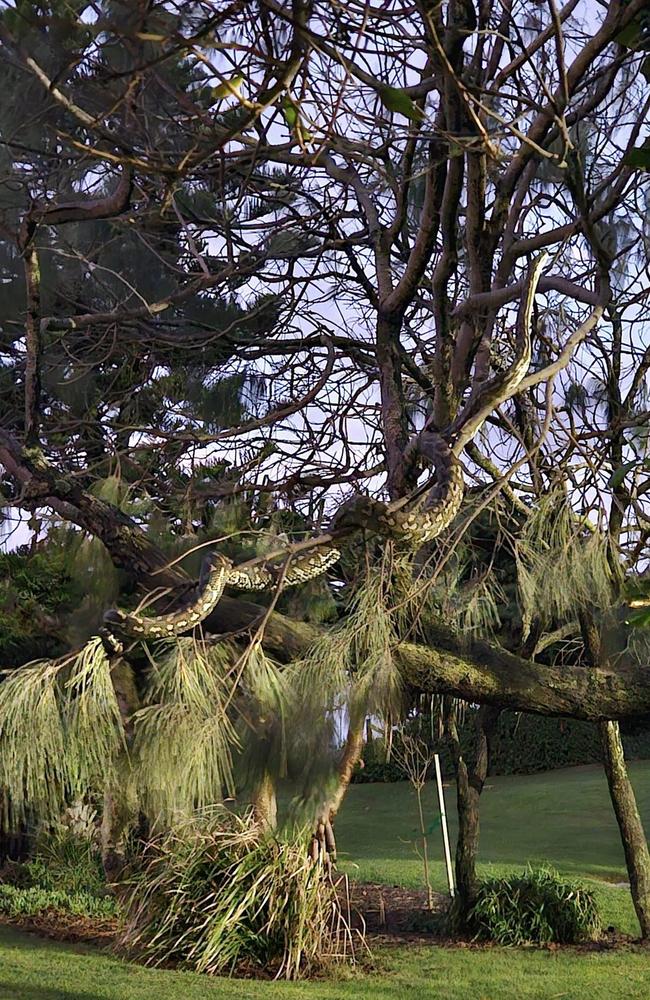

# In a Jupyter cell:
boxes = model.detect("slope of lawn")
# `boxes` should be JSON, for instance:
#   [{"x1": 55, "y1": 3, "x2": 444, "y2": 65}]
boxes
[
  {"x1": 1, "y1": 923, "x2": 649, "y2": 1000},
  {"x1": 335, "y1": 761, "x2": 650, "y2": 935},
  {"x1": 0, "y1": 764, "x2": 649, "y2": 998}
]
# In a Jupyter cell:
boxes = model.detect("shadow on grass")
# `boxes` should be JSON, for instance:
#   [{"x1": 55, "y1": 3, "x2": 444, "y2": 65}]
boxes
[{"x1": 0, "y1": 984, "x2": 105, "y2": 1000}]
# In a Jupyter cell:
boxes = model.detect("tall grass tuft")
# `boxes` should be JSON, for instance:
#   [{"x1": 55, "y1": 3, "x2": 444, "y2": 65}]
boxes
[
  {"x1": 24, "y1": 824, "x2": 106, "y2": 897},
  {"x1": 121, "y1": 809, "x2": 360, "y2": 979},
  {"x1": 468, "y1": 866, "x2": 601, "y2": 945}
]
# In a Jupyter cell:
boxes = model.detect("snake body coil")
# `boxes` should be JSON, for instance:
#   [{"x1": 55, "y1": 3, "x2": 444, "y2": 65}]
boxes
[{"x1": 105, "y1": 255, "x2": 547, "y2": 640}]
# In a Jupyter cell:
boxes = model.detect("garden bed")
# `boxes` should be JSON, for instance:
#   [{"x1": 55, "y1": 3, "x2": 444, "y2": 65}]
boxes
[
  {"x1": 0, "y1": 911, "x2": 119, "y2": 947},
  {"x1": 0, "y1": 869, "x2": 643, "y2": 962}
]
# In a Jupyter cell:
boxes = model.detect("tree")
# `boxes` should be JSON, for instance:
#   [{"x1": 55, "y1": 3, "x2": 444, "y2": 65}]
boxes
[{"x1": 1, "y1": 0, "x2": 650, "y2": 932}]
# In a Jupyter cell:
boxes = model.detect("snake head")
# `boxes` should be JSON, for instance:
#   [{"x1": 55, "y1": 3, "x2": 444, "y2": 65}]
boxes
[
  {"x1": 329, "y1": 496, "x2": 375, "y2": 532},
  {"x1": 98, "y1": 626, "x2": 124, "y2": 655},
  {"x1": 103, "y1": 608, "x2": 127, "y2": 626},
  {"x1": 199, "y1": 551, "x2": 232, "y2": 587}
]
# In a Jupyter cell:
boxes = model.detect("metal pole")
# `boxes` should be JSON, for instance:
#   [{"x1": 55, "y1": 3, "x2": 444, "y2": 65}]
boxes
[{"x1": 434, "y1": 753, "x2": 455, "y2": 898}]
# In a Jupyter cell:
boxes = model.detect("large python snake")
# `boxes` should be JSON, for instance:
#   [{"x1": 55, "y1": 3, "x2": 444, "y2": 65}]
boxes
[{"x1": 104, "y1": 254, "x2": 547, "y2": 641}]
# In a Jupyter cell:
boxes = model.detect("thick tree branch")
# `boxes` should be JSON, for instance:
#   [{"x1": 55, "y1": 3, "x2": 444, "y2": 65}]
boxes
[
  {"x1": 204, "y1": 596, "x2": 650, "y2": 723},
  {"x1": 2, "y1": 407, "x2": 649, "y2": 725},
  {"x1": 452, "y1": 275, "x2": 601, "y2": 319}
]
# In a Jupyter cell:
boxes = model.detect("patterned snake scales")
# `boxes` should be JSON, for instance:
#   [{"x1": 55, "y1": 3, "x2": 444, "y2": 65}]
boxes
[{"x1": 105, "y1": 254, "x2": 548, "y2": 640}]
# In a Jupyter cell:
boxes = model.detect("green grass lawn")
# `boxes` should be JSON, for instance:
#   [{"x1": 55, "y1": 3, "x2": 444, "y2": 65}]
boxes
[
  {"x1": 0, "y1": 923, "x2": 649, "y2": 1000},
  {"x1": 336, "y1": 761, "x2": 650, "y2": 936},
  {"x1": 0, "y1": 763, "x2": 649, "y2": 998}
]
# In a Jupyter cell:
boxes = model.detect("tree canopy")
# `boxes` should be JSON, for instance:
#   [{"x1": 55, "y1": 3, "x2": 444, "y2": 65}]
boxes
[{"x1": 1, "y1": 0, "x2": 650, "y2": 795}]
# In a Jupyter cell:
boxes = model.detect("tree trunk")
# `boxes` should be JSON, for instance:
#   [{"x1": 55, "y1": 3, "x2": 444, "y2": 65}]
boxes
[
  {"x1": 210, "y1": 593, "x2": 650, "y2": 722},
  {"x1": 447, "y1": 705, "x2": 500, "y2": 929},
  {"x1": 311, "y1": 712, "x2": 366, "y2": 866},
  {"x1": 100, "y1": 657, "x2": 140, "y2": 880},
  {"x1": 375, "y1": 310, "x2": 412, "y2": 500},
  {"x1": 329, "y1": 713, "x2": 366, "y2": 822},
  {"x1": 252, "y1": 772, "x2": 278, "y2": 832},
  {"x1": 599, "y1": 720, "x2": 650, "y2": 939},
  {"x1": 579, "y1": 611, "x2": 650, "y2": 940}
]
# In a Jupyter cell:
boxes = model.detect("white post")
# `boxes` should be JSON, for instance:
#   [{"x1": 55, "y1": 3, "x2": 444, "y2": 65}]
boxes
[{"x1": 434, "y1": 753, "x2": 455, "y2": 898}]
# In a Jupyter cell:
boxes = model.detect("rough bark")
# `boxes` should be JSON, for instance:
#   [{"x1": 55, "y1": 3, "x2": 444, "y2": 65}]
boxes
[
  {"x1": 312, "y1": 712, "x2": 365, "y2": 866},
  {"x1": 599, "y1": 720, "x2": 650, "y2": 939},
  {"x1": 211, "y1": 594, "x2": 650, "y2": 722},
  {"x1": 3, "y1": 433, "x2": 650, "y2": 722},
  {"x1": 251, "y1": 772, "x2": 278, "y2": 832},
  {"x1": 375, "y1": 311, "x2": 412, "y2": 500},
  {"x1": 328, "y1": 713, "x2": 367, "y2": 822},
  {"x1": 579, "y1": 609, "x2": 650, "y2": 938},
  {"x1": 100, "y1": 657, "x2": 140, "y2": 880},
  {"x1": 447, "y1": 705, "x2": 500, "y2": 926},
  {"x1": 21, "y1": 237, "x2": 41, "y2": 445}
]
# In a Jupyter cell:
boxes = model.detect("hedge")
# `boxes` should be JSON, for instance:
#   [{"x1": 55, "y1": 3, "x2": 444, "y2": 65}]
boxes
[{"x1": 352, "y1": 712, "x2": 650, "y2": 783}]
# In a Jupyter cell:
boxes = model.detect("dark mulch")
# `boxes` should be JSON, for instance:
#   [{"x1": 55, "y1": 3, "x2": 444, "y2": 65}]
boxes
[
  {"x1": 341, "y1": 880, "x2": 448, "y2": 938},
  {"x1": 0, "y1": 912, "x2": 119, "y2": 947},
  {"x1": 1, "y1": 881, "x2": 644, "y2": 955},
  {"x1": 339, "y1": 882, "x2": 643, "y2": 952}
]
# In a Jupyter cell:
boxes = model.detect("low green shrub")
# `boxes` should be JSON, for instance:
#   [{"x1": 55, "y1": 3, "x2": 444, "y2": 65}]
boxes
[
  {"x1": 468, "y1": 867, "x2": 601, "y2": 945},
  {"x1": 0, "y1": 883, "x2": 117, "y2": 919},
  {"x1": 122, "y1": 809, "x2": 357, "y2": 979},
  {"x1": 24, "y1": 828, "x2": 106, "y2": 896},
  {"x1": 352, "y1": 759, "x2": 405, "y2": 783},
  {"x1": 0, "y1": 825, "x2": 117, "y2": 923}
]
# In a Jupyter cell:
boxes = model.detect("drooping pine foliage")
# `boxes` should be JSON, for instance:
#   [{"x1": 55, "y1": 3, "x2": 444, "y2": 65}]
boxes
[
  {"x1": 515, "y1": 492, "x2": 618, "y2": 637},
  {"x1": 0, "y1": 638, "x2": 123, "y2": 828},
  {"x1": 135, "y1": 639, "x2": 238, "y2": 822}
]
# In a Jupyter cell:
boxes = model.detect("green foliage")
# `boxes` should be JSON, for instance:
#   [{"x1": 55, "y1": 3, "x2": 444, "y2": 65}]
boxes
[
  {"x1": 234, "y1": 643, "x2": 292, "y2": 791},
  {"x1": 468, "y1": 867, "x2": 601, "y2": 946},
  {"x1": 352, "y1": 758, "x2": 408, "y2": 784},
  {"x1": 134, "y1": 639, "x2": 238, "y2": 821},
  {"x1": 294, "y1": 566, "x2": 404, "y2": 723},
  {"x1": 625, "y1": 576, "x2": 650, "y2": 628},
  {"x1": 122, "y1": 810, "x2": 353, "y2": 979},
  {"x1": 624, "y1": 140, "x2": 650, "y2": 172},
  {"x1": 515, "y1": 492, "x2": 616, "y2": 635},
  {"x1": 607, "y1": 458, "x2": 648, "y2": 489},
  {"x1": 352, "y1": 711, "x2": 650, "y2": 783},
  {"x1": 25, "y1": 828, "x2": 105, "y2": 897},
  {"x1": 285, "y1": 567, "x2": 406, "y2": 812},
  {"x1": 63, "y1": 531, "x2": 121, "y2": 645},
  {"x1": 615, "y1": 10, "x2": 650, "y2": 52},
  {"x1": 628, "y1": 605, "x2": 650, "y2": 628},
  {"x1": 283, "y1": 576, "x2": 338, "y2": 625},
  {"x1": 0, "y1": 883, "x2": 117, "y2": 920},
  {"x1": 0, "y1": 827, "x2": 116, "y2": 921},
  {"x1": 0, "y1": 547, "x2": 78, "y2": 663},
  {"x1": 0, "y1": 631, "x2": 246, "y2": 830},
  {"x1": 0, "y1": 638, "x2": 124, "y2": 828}
]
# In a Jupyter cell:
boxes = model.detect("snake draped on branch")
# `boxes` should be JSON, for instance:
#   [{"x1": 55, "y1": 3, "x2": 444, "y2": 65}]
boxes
[{"x1": 104, "y1": 254, "x2": 548, "y2": 641}]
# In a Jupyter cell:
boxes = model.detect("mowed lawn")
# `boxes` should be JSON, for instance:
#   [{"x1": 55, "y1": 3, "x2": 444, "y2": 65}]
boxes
[
  {"x1": 1, "y1": 923, "x2": 649, "y2": 1000},
  {"x1": 1, "y1": 763, "x2": 649, "y2": 999},
  {"x1": 336, "y1": 760, "x2": 650, "y2": 935}
]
